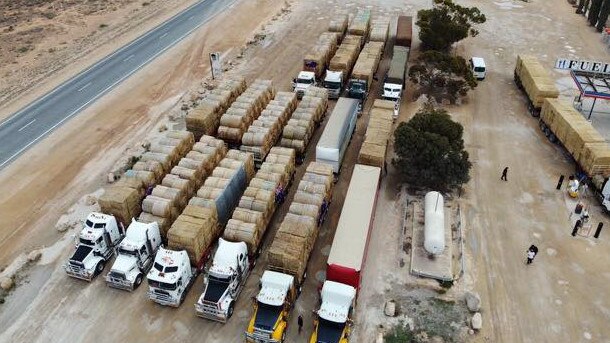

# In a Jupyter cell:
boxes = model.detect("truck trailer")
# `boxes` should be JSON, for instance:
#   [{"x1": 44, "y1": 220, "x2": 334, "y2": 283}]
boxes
[
  {"x1": 326, "y1": 164, "x2": 381, "y2": 289},
  {"x1": 316, "y1": 97, "x2": 360, "y2": 173},
  {"x1": 514, "y1": 55, "x2": 559, "y2": 116}
]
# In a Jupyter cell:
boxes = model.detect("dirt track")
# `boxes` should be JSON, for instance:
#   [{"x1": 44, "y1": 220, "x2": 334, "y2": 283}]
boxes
[{"x1": 1, "y1": 0, "x2": 610, "y2": 342}]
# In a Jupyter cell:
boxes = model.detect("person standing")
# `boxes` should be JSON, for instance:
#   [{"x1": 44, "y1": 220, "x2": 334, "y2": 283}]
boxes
[
  {"x1": 526, "y1": 246, "x2": 537, "y2": 264},
  {"x1": 297, "y1": 314, "x2": 303, "y2": 334},
  {"x1": 501, "y1": 167, "x2": 509, "y2": 181}
]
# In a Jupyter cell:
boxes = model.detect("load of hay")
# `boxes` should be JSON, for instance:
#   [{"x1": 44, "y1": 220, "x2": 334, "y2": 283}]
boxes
[{"x1": 280, "y1": 87, "x2": 328, "y2": 155}]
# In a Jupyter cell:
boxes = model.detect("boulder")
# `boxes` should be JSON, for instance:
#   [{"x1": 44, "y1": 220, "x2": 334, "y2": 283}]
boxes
[
  {"x1": 0, "y1": 277, "x2": 14, "y2": 291},
  {"x1": 27, "y1": 250, "x2": 42, "y2": 262},
  {"x1": 465, "y1": 291, "x2": 481, "y2": 312},
  {"x1": 384, "y1": 300, "x2": 397, "y2": 317},
  {"x1": 84, "y1": 195, "x2": 97, "y2": 206},
  {"x1": 471, "y1": 312, "x2": 482, "y2": 330},
  {"x1": 107, "y1": 172, "x2": 116, "y2": 183}
]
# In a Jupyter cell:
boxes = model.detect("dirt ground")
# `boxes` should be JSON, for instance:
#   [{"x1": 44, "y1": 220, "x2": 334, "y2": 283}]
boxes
[{"x1": 1, "y1": 0, "x2": 610, "y2": 342}]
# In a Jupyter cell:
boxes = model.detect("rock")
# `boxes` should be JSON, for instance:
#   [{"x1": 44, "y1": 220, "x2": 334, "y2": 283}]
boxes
[
  {"x1": 158, "y1": 124, "x2": 168, "y2": 132},
  {"x1": 27, "y1": 250, "x2": 42, "y2": 262},
  {"x1": 56, "y1": 223, "x2": 71, "y2": 232},
  {"x1": 465, "y1": 291, "x2": 481, "y2": 312},
  {"x1": 84, "y1": 195, "x2": 97, "y2": 206},
  {"x1": 471, "y1": 312, "x2": 482, "y2": 330},
  {"x1": 384, "y1": 300, "x2": 396, "y2": 317},
  {"x1": 0, "y1": 277, "x2": 14, "y2": 291},
  {"x1": 469, "y1": 329, "x2": 475, "y2": 335},
  {"x1": 107, "y1": 172, "x2": 116, "y2": 183}
]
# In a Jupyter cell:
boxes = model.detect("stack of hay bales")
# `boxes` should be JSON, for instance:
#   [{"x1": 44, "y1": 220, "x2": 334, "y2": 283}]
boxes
[
  {"x1": 99, "y1": 131, "x2": 195, "y2": 226},
  {"x1": 579, "y1": 142, "x2": 610, "y2": 176},
  {"x1": 358, "y1": 100, "x2": 394, "y2": 168},
  {"x1": 303, "y1": 33, "x2": 341, "y2": 78},
  {"x1": 348, "y1": 9, "x2": 371, "y2": 38},
  {"x1": 186, "y1": 76, "x2": 247, "y2": 139},
  {"x1": 514, "y1": 55, "x2": 559, "y2": 111},
  {"x1": 329, "y1": 34, "x2": 362, "y2": 77},
  {"x1": 369, "y1": 17, "x2": 390, "y2": 47},
  {"x1": 217, "y1": 79, "x2": 275, "y2": 146},
  {"x1": 166, "y1": 205, "x2": 218, "y2": 265},
  {"x1": 223, "y1": 147, "x2": 295, "y2": 254},
  {"x1": 241, "y1": 92, "x2": 298, "y2": 164},
  {"x1": 280, "y1": 87, "x2": 329, "y2": 156},
  {"x1": 328, "y1": 13, "x2": 349, "y2": 38},
  {"x1": 351, "y1": 41, "x2": 384, "y2": 90},
  {"x1": 189, "y1": 150, "x2": 254, "y2": 228},
  {"x1": 266, "y1": 161, "x2": 333, "y2": 283},
  {"x1": 139, "y1": 135, "x2": 226, "y2": 236}
]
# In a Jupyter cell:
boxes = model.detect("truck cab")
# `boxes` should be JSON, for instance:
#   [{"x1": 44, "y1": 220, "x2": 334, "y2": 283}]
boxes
[
  {"x1": 147, "y1": 247, "x2": 195, "y2": 307},
  {"x1": 293, "y1": 71, "x2": 317, "y2": 99},
  {"x1": 382, "y1": 83, "x2": 402, "y2": 102},
  {"x1": 310, "y1": 281, "x2": 357, "y2": 343},
  {"x1": 470, "y1": 57, "x2": 486, "y2": 80},
  {"x1": 245, "y1": 271, "x2": 297, "y2": 343},
  {"x1": 64, "y1": 212, "x2": 125, "y2": 281},
  {"x1": 196, "y1": 239, "x2": 251, "y2": 322},
  {"x1": 347, "y1": 79, "x2": 367, "y2": 102},
  {"x1": 324, "y1": 70, "x2": 344, "y2": 99},
  {"x1": 105, "y1": 219, "x2": 161, "y2": 291}
]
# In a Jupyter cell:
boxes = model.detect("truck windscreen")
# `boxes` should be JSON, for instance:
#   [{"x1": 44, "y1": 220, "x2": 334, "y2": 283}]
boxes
[
  {"x1": 148, "y1": 279, "x2": 177, "y2": 291},
  {"x1": 317, "y1": 318, "x2": 345, "y2": 343},
  {"x1": 254, "y1": 302, "x2": 283, "y2": 331},
  {"x1": 297, "y1": 78, "x2": 314, "y2": 84},
  {"x1": 118, "y1": 248, "x2": 137, "y2": 256},
  {"x1": 324, "y1": 81, "x2": 341, "y2": 89}
]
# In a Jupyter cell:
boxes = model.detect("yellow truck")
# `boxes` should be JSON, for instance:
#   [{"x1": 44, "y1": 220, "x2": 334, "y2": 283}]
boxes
[{"x1": 245, "y1": 270, "x2": 299, "y2": 343}]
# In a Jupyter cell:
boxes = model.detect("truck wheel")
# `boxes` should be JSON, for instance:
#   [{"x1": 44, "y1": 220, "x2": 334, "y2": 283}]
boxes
[
  {"x1": 134, "y1": 274, "x2": 143, "y2": 289},
  {"x1": 227, "y1": 302, "x2": 235, "y2": 319},
  {"x1": 281, "y1": 331, "x2": 286, "y2": 342},
  {"x1": 95, "y1": 261, "x2": 106, "y2": 276}
]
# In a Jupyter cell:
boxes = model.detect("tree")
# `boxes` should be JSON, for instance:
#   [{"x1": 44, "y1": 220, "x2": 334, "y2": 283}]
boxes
[
  {"x1": 589, "y1": 0, "x2": 604, "y2": 25},
  {"x1": 408, "y1": 51, "x2": 478, "y2": 103},
  {"x1": 416, "y1": 0, "x2": 486, "y2": 51},
  {"x1": 393, "y1": 105, "x2": 471, "y2": 191},
  {"x1": 596, "y1": 0, "x2": 610, "y2": 31}
]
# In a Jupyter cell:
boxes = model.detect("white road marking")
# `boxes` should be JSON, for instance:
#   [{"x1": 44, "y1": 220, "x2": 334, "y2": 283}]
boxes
[
  {"x1": 188, "y1": 15, "x2": 195, "y2": 20},
  {"x1": 77, "y1": 82, "x2": 92, "y2": 92},
  {"x1": 123, "y1": 54, "x2": 135, "y2": 62},
  {"x1": 18, "y1": 119, "x2": 36, "y2": 132},
  {"x1": 160, "y1": 32, "x2": 168, "y2": 39}
]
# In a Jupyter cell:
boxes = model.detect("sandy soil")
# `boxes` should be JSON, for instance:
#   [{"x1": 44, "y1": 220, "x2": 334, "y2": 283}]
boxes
[
  {"x1": 1, "y1": 0, "x2": 610, "y2": 342},
  {"x1": 0, "y1": 0, "x2": 201, "y2": 121}
]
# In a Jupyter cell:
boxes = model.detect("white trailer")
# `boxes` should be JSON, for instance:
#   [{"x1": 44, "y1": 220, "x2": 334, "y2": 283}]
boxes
[
  {"x1": 105, "y1": 219, "x2": 162, "y2": 291},
  {"x1": 63, "y1": 212, "x2": 125, "y2": 281},
  {"x1": 316, "y1": 97, "x2": 360, "y2": 173}
]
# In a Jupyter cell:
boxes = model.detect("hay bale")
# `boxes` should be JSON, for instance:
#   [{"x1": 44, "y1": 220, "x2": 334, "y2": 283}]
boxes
[
  {"x1": 293, "y1": 191, "x2": 324, "y2": 208},
  {"x1": 306, "y1": 162, "x2": 334, "y2": 177},
  {"x1": 288, "y1": 202, "x2": 319, "y2": 220},
  {"x1": 142, "y1": 196, "x2": 176, "y2": 218},
  {"x1": 223, "y1": 219, "x2": 260, "y2": 254},
  {"x1": 99, "y1": 186, "x2": 142, "y2": 225}
]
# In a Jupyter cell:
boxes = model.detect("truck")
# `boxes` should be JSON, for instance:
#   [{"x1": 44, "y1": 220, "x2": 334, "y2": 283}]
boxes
[
  {"x1": 316, "y1": 97, "x2": 360, "y2": 174},
  {"x1": 146, "y1": 247, "x2": 201, "y2": 307},
  {"x1": 309, "y1": 281, "x2": 357, "y2": 343},
  {"x1": 63, "y1": 212, "x2": 125, "y2": 281},
  {"x1": 245, "y1": 270, "x2": 300, "y2": 343},
  {"x1": 324, "y1": 70, "x2": 344, "y2": 99},
  {"x1": 195, "y1": 238, "x2": 252, "y2": 322},
  {"x1": 348, "y1": 42, "x2": 384, "y2": 102},
  {"x1": 382, "y1": 46, "x2": 409, "y2": 106},
  {"x1": 326, "y1": 164, "x2": 381, "y2": 290},
  {"x1": 293, "y1": 71, "x2": 318, "y2": 99},
  {"x1": 105, "y1": 219, "x2": 162, "y2": 291}
]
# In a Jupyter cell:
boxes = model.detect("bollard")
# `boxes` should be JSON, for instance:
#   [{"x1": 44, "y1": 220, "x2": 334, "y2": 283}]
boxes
[
  {"x1": 572, "y1": 220, "x2": 581, "y2": 237},
  {"x1": 556, "y1": 175, "x2": 565, "y2": 190},
  {"x1": 594, "y1": 222, "x2": 603, "y2": 238}
]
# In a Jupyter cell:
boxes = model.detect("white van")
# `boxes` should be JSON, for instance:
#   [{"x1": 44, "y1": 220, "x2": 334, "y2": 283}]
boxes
[{"x1": 470, "y1": 57, "x2": 486, "y2": 80}]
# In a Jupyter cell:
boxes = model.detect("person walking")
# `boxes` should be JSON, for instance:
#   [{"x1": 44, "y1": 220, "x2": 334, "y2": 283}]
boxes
[
  {"x1": 501, "y1": 167, "x2": 509, "y2": 181},
  {"x1": 297, "y1": 314, "x2": 303, "y2": 334},
  {"x1": 526, "y1": 245, "x2": 537, "y2": 264}
]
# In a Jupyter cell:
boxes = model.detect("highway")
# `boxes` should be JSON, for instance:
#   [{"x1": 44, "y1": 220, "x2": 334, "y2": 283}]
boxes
[{"x1": 0, "y1": 0, "x2": 235, "y2": 169}]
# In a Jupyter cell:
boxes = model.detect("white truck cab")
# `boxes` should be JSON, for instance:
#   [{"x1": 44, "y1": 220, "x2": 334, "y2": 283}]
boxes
[
  {"x1": 147, "y1": 247, "x2": 196, "y2": 307},
  {"x1": 382, "y1": 83, "x2": 402, "y2": 101},
  {"x1": 293, "y1": 71, "x2": 317, "y2": 99},
  {"x1": 105, "y1": 219, "x2": 162, "y2": 291},
  {"x1": 470, "y1": 57, "x2": 486, "y2": 80},
  {"x1": 196, "y1": 238, "x2": 251, "y2": 322},
  {"x1": 310, "y1": 281, "x2": 357, "y2": 343},
  {"x1": 64, "y1": 212, "x2": 125, "y2": 281},
  {"x1": 324, "y1": 70, "x2": 344, "y2": 99}
]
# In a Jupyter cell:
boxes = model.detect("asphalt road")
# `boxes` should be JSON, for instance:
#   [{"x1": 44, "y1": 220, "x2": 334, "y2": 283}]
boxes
[{"x1": 0, "y1": 0, "x2": 235, "y2": 169}]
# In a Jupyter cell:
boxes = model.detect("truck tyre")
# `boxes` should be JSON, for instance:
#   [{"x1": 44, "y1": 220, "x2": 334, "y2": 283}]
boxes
[
  {"x1": 180, "y1": 291, "x2": 186, "y2": 305},
  {"x1": 227, "y1": 302, "x2": 235, "y2": 319},
  {"x1": 134, "y1": 274, "x2": 143, "y2": 289},
  {"x1": 281, "y1": 331, "x2": 286, "y2": 342},
  {"x1": 95, "y1": 261, "x2": 106, "y2": 276}
]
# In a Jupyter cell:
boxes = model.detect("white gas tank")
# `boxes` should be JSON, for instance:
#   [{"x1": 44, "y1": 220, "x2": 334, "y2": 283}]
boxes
[{"x1": 424, "y1": 191, "x2": 445, "y2": 255}]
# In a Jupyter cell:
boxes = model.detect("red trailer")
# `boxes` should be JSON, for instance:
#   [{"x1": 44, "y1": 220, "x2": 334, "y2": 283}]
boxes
[
  {"x1": 326, "y1": 164, "x2": 381, "y2": 290},
  {"x1": 396, "y1": 16, "x2": 413, "y2": 49}
]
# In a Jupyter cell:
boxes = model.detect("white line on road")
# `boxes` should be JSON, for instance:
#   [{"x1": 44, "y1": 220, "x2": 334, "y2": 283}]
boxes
[
  {"x1": 188, "y1": 15, "x2": 195, "y2": 20},
  {"x1": 77, "y1": 82, "x2": 92, "y2": 92},
  {"x1": 123, "y1": 54, "x2": 135, "y2": 62},
  {"x1": 160, "y1": 33, "x2": 168, "y2": 39},
  {"x1": 18, "y1": 119, "x2": 36, "y2": 132}
]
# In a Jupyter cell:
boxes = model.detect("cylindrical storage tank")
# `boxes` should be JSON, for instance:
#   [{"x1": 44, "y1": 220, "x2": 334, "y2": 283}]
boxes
[{"x1": 424, "y1": 191, "x2": 445, "y2": 255}]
